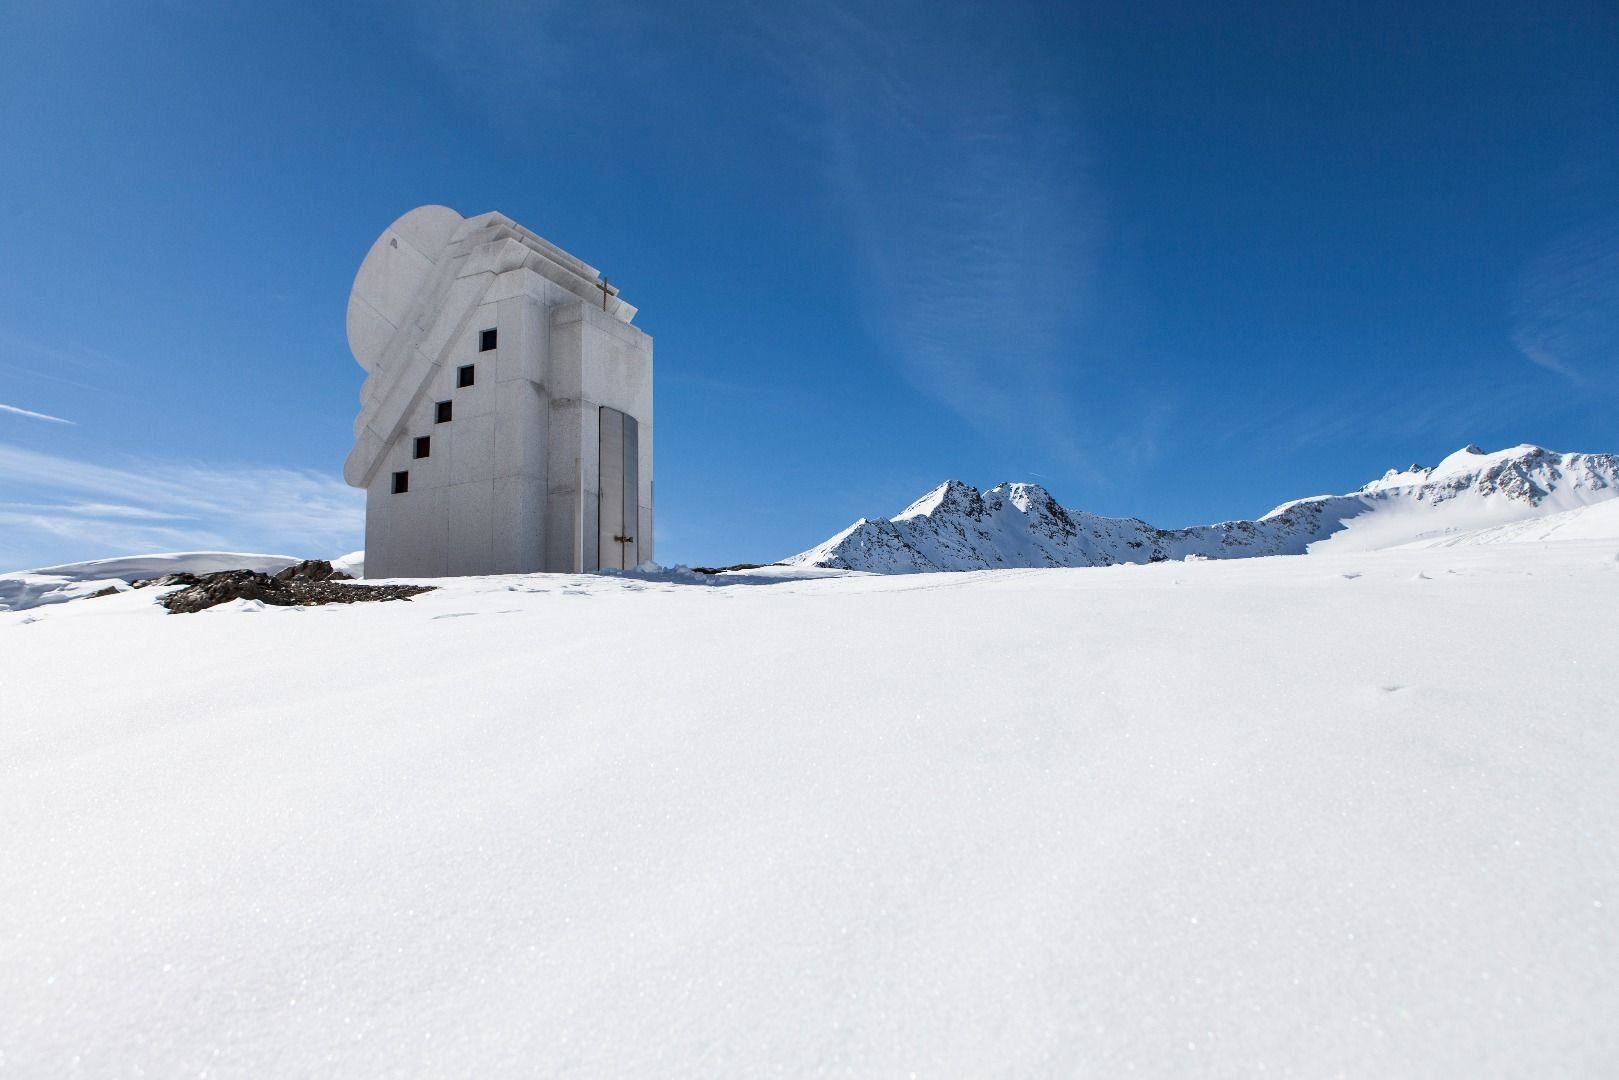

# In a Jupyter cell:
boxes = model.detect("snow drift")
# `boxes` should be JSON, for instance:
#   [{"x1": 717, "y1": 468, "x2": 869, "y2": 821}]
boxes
[
  {"x1": 3, "y1": 539, "x2": 1617, "y2": 1075},
  {"x1": 0, "y1": 551, "x2": 300, "y2": 613},
  {"x1": 789, "y1": 444, "x2": 1619, "y2": 572}
]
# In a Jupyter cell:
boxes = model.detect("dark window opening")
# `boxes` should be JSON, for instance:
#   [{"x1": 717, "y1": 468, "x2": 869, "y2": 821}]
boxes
[
  {"x1": 479, "y1": 328, "x2": 497, "y2": 352},
  {"x1": 435, "y1": 400, "x2": 453, "y2": 424},
  {"x1": 391, "y1": 470, "x2": 409, "y2": 494},
  {"x1": 413, "y1": 435, "x2": 431, "y2": 459},
  {"x1": 457, "y1": 364, "x2": 475, "y2": 388}
]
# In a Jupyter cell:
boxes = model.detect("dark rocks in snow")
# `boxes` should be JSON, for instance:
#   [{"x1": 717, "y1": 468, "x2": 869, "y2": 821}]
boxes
[
  {"x1": 156, "y1": 569, "x2": 432, "y2": 614},
  {"x1": 132, "y1": 572, "x2": 201, "y2": 589},
  {"x1": 691, "y1": 563, "x2": 773, "y2": 575},
  {"x1": 86, "y1": 585, "x2": 124, "y2": 599},
  {"x1": 161, "y1": 571, "x2": 279, "y2": 613},
  {"x1": 273, "y1": 559, "x2": 351, "y2": 583}
]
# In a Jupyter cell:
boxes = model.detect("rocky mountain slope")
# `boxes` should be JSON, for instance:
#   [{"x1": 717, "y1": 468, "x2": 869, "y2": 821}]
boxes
[{"x1": 787, "y1": 444, "x2": 1619, "y2": 573}]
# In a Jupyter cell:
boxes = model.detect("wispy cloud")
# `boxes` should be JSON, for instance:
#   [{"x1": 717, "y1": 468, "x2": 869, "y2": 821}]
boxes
[
  {"x1": 0, "y1": 443, "x2": 363, "y2": 572},
  {"x1": 1203, "y1": 369, "x2": 1541, "y2": 470},
  {"x1": 1511, "y1": 219, "x2": 1619, "y2": 385},
  {"x1": 388, "y1": 1, "x2": 1103, "y2": 466},
  {"x1": 396, "y1": 0, "x2": 564, "y2": 108},
  {"x1": 756, "y1": 3, "x2": 1103, "y2": 466},
  {"x1": 0, "y1": 326, "x2": 131, "y2": 397},
  {"x1": 388, "y1": 0, "x2": 650, "y2": 126},
  {"x1": 0, "y1": 403, "x2": 74, "y2": 425},
  {"x1": 0, "y1": 326, "x2": 127, "y2": 374}
]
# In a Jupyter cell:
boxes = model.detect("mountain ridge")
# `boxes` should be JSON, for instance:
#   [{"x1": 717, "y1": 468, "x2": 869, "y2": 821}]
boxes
[{"x1": 787, "y1": 444, "x2": 1619, "y2": 573}]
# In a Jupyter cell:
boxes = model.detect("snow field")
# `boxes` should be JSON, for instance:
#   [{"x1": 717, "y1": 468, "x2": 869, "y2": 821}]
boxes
[{"x1": 2, "y1": 542, "x2": 1617, "y2": 1076}]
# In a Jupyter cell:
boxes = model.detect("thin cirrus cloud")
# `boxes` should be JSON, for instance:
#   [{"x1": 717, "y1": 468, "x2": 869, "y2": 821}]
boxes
[
  {"x1": 396, "y1": 1, "x2": 1104, "y2": 468},
  {"x1": 755, "y1": 3, "x2": 1103, "y2": 467},
  {"x1": 0, "y1": 442, "x2": 363, "y2": 572},
  {"x1": 0, "y1": 326, "x2": 130, "y2": 396},
  {"x1": 1511, "y1": 219, "x2": 1619, "y2": 386},
  {"x1": 0, "y1": 402, "x2": 74, "y2": 425}
]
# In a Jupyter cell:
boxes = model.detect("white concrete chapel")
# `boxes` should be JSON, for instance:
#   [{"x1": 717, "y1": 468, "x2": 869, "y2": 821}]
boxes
[{"x1": 344, "y1": 206, "x2": 653, "y2": 578}]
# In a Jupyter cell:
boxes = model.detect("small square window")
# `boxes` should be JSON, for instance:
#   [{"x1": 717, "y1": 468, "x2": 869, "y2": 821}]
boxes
[
  {"x1": 391, "y1": 470, "x2": 409, "y2": 494},
  {"x1": 413, "y1": 435, "x2": 431, "y2": 459},
  {"x1": 457, "y1": 364, "x2": 475, "y2": 388},
  {"x1": 435, "y1": 400, "x2": 452, "y2": 424},
  {"x1": 479, "y1": 328, "x2": 497, "y2": 352}
]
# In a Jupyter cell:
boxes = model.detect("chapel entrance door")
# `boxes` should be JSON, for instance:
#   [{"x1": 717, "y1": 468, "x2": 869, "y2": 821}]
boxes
[{"x1": 597, "y1": 406, "x2": 640, "y2": 570}]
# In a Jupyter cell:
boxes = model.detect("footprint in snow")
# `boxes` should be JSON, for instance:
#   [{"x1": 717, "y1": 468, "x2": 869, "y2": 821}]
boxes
[
  {"x1": 432, "y1": 612, "x2": 476, "y2": 620},
  {"x1": 1379, "y1": 684, "x2": 1408, "y2": 694},
  {"x1": 1341, "y1": 572, "x2": 1363, "y2": 580}
]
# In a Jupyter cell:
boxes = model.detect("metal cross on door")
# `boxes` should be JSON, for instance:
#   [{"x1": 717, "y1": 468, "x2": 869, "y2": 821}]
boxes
[{"x1": 597, "y1": 406, "x2": 639, "y2": 570}]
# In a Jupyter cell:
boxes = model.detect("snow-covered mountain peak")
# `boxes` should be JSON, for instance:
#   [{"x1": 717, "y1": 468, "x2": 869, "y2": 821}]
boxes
[
  {"x1": 894, "y1": 480, "x2": 982, "y2": 522},
  {"x1": 895, "y1": 480, "x2": 1066, "y2": 526},
  {"x1": 987, "y1": 481, "x2": 1059, "y2": 515},
  {"x1": 1360, "y1": 444, "x2": 1618, "y2": 507},
  {"x1": 789, "y1": 443, "x2": 1619, "y2": 573}
]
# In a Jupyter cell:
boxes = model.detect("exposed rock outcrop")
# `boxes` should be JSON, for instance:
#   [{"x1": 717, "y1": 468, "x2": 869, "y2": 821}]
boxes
[
  {"x1": 145, "y1": 569, "x2": 432, "y2": 614},
  {"x1": 273, "y1": 559, "x2": 352, "y2": 583}
]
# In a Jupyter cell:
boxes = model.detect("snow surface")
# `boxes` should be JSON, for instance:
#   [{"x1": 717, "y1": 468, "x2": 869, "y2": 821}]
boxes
[
  {"x1": 0, "y1": 551, "x2": 300, "y2": 613},
  {"x1": 1400, "y1": 498, "x2": 1619, "y2": 548},
  {"x1": 332, "y1": 549, "x2": 366, "y2": 578},
  {"x1": 792, "y1": 444, "x2": 1619, "y2": 572},
  {"x1": 3, "y1": 540, "x2": 1618, "y2": 1075}
]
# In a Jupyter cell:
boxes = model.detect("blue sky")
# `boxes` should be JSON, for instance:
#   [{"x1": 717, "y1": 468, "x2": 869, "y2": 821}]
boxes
[{"x1": 1, "y1": 1, "x2": 1615, "y2": 570}]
